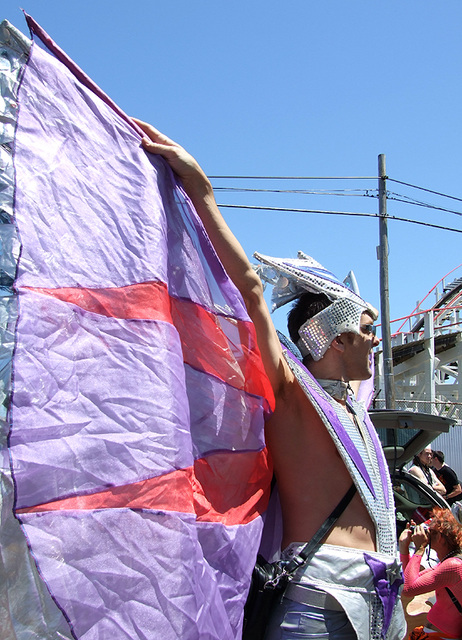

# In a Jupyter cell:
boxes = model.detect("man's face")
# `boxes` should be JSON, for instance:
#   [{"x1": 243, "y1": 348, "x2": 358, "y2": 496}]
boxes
[{"x1": 342, "y1": 312, "x2": 380, "y2": 381}]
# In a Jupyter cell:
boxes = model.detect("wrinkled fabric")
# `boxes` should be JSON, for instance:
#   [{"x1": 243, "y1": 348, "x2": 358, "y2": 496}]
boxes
[{"x1": 0, "y1": 17, "x2": 274, "y2": 640}]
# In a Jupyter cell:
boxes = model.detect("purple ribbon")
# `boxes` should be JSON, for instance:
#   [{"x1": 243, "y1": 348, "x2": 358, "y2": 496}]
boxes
[{"x1": 364, "y1": 553, "x2": 404, "y2": 639}]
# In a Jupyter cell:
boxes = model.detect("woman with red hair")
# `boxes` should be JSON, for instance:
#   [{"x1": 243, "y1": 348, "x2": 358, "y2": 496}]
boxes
[{"x1": 399, "y1": 508, "x2": 462, "y2": 639}]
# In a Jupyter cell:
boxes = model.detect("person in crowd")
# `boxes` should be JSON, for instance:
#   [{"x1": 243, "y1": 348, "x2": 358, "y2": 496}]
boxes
[
  {"x1": 399, "y1": 509, "x2": 462, "y2": 639},
  {"x1": 409, "y1": 448, "x2": 446, "y2": 496},
  {"x1": 432, "y1": 451, "x2": 462, "y2": 506},
  {"x1": 133, "y1": 119, "x2": 405, "y2": 640}
]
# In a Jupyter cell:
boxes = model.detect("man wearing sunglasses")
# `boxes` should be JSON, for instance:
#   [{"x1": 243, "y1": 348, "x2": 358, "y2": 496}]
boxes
[{"x1": 136, "y1": 120, "x2": 405, "y2": 640}]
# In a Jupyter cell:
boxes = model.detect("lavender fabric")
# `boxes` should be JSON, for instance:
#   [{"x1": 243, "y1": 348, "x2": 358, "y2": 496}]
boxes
[
  {"x1": 1, "y1": 18, "x2": 271, "y2": 640},
  {"x1": 11, "y1": 292, "x2": 192, "y2": 509},
  {"x1": 363, "y1": 553, "x2": 404, "y2": 639},
  {"x1": 19, "y1": 509, "x2": 263, "y2": 639},
  {"x1": 14, "y1": 28, "x2": 247, "y2": 322}
]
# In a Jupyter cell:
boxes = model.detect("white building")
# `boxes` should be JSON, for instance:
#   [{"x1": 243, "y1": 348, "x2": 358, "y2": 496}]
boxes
[{"x1": 374, "y1": 272, "x2": 462, "y2": 477}]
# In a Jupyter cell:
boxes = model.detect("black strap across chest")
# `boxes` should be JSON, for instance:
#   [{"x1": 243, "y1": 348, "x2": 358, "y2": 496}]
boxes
[{"x1": 284, "y1": 483, "x2": 357, "y2": 575}]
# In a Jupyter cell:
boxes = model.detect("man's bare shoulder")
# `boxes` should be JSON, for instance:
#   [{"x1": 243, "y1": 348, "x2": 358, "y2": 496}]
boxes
[{"x1": 266, "y1": 371, "x2": 329, "y2": 440}]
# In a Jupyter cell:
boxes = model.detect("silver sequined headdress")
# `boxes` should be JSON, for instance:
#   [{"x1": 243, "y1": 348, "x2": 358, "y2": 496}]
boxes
[{"x1": 254, "y1": 251, "x2": 378, "y2": 361}]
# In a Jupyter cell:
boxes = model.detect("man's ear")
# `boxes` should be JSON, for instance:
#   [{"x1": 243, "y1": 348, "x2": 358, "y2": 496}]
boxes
[{"x1": 330, "y1": 335, "x2": 345, "y2": 353}]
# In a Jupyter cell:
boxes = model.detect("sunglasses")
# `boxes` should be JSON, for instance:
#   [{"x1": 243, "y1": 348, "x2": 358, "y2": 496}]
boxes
[{"x1": 360, "y1": 324, "x2": 377, "y2": 336}]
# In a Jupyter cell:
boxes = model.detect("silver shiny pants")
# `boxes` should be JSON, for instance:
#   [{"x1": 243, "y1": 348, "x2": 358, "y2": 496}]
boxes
[{"x1": 264, "y1": 598, "x2": 357, "y2": 640}]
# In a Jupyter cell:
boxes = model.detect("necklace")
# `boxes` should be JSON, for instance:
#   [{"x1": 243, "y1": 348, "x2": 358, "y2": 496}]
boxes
[
  {"x1": 440, "y1": 549, "x2": 462, "y2": 562},
  {"x1": 316, "y1": 378, "x2": 352, "y2": 401}
]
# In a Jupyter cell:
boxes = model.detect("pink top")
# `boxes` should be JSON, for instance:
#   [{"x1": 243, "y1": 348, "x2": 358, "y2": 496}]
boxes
[{"x1": 400, "y1": 553, "x2": 462, "y2": 638}]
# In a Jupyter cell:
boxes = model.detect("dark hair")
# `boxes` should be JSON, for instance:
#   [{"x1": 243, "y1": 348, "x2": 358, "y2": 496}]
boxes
[
  {"x1": 429, "y1": 508, "x2": 462, "y2": 551},
  {"x1": 433, "y1": 450, "x2": 445, "y2": 464},
  {"x1": 412, "y1": 454, "x2": 423, "y2": 467},
  {"x1": 287, "y1": 292, "x2": 331, "y2": 345}
]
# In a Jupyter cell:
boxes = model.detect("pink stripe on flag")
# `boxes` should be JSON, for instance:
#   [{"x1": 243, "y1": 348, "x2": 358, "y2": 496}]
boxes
[
  {"x1": 23, "y1": 283, "x2": 275, "y2": 410},
  {"x1": 16, "y1": 449, "x2": 272, "y2": 526}
]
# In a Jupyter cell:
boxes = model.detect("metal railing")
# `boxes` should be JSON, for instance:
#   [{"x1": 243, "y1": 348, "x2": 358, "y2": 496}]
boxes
[{"x1": 372, "y1": 398, "x2": 462, "y2": 424}]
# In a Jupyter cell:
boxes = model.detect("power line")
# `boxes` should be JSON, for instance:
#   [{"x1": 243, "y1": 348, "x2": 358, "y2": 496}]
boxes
[
  {"x1": 212, "y1": 184, "x2": 462, "y2": 219},
  {"x1": 213, "y1": 186, "x2": 375, "y2": 196},
  {"x1": 387, "y1": 194, "x2": 462, "y2": 217},
  {"x1": 209, "y1": 172, "x2": 462, "y2": 224},
  {"x1": 217, "y1": 203, "x2": 462, "y2": 234},
  {"x1": 209, "y1": 175, "x2": 376, "y2": 180},
  {"x1": 213, "y1": 185, "x2": 462, "y2": 217},
  {"x1": 214, "y1": 187, "x2": 462, "y2": 216},
  {"x1": 388, "y1": 178, "x2": 462, "y2": 203},
  {"x1": 209, "y1": 174, "x2": 462, "y2": 205}
]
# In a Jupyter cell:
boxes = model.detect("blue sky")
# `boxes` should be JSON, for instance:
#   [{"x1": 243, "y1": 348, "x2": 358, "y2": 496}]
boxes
[{"x1": 2, "y1": 1, "x2": 461, "y2": 336}]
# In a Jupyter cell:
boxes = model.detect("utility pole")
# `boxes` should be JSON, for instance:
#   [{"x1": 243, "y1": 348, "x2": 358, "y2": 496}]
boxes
[{"x1": 378, "y1": 154, "x2": 395, "y2": 409}]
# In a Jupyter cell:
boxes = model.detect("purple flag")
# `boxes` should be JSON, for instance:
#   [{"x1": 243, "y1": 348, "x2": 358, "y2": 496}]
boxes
[{"x1": 0, "y1": 16, "x2": 274, "y2": 639}]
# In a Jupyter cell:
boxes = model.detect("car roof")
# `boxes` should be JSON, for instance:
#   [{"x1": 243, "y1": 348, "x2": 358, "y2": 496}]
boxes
[{"x1": 369, "y1": 409, "x2": 457, "y2": 469}]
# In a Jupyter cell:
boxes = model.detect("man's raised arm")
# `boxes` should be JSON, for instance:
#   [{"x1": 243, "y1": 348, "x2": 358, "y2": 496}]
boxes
[{"x1": 133, "y1": 119, "x2": 289, "y2": 396}]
